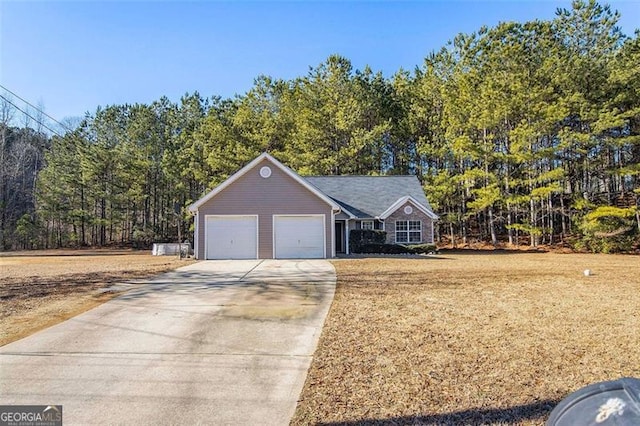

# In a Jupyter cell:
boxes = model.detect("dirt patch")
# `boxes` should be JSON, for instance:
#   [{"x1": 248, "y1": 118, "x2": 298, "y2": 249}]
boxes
[
  {"x1": 0, "y1": 249, "x2": 194, "y2": 346},
  {"x1": 221, "y1": 281, "x2": 323, "y2": 320},
  {"x1": 292, "y1": 252, "x2": 640, "y2": 425}
]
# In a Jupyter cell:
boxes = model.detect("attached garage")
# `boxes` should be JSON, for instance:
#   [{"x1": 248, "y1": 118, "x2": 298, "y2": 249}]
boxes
[
  {"x1": 205, "y1": 215, "x2": 258, "y2": 260},
  {"x1": 189, "y1": 154, "x2": 344, "y2": 259},
  {"x1": 274, "y1": 215, "x2": 325, "y2": 259}
]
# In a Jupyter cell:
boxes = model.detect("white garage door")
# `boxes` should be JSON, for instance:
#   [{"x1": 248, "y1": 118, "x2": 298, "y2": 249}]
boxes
[
  {"x1": 206, "y1": 216, "x2": 257, "y2": 259},
  {"x1": 274, "y1": 215, "x2": 325, "y2": 259}
]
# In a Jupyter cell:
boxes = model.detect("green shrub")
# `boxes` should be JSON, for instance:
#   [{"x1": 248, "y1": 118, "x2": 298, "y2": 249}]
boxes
[
  {"x1": 405, "y1": 243, "x2": 437, "y2": 254},
  {"x1": 132, "y1": 228, "x2": 155, "y2": 248},
  {"x1": 355, "y1": 243, "x2": 438, "y2": 254},
  {"x1": 358, "y1": 243, "x2": 413, "y2": 254},
  {"x1": 577, "y1": 206, "x2": 638, "y2": 253},
  {"x1": 349, "y1": 229, "x2": 386, "y2": 253}
]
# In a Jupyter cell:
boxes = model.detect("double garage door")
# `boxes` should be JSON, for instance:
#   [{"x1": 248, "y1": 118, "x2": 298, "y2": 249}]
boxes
[{"x1": 205, "y1": 215, "x2": 325, "y2": 259}]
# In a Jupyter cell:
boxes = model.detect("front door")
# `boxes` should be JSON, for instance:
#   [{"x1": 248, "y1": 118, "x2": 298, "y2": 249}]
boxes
[{"x1": 335, "y1": 221, "x2": 345, "y2": 253}]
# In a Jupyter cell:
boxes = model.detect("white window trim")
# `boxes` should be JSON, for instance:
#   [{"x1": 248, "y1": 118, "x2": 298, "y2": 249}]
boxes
[
  {"x1": 395, "y1": 220, "x2": 422, "y2": 244},
  {"x1": 361, "y1": 220, "x2": 374, "y2": 230}
]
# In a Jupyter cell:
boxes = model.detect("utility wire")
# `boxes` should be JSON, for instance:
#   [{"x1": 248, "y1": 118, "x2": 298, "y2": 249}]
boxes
[
  {"x1": 0, "y1": 93, "x2": 63, "y2": 137},
  {"x1": 0, "y1": 84, "x2": 73, "y2": 134}
]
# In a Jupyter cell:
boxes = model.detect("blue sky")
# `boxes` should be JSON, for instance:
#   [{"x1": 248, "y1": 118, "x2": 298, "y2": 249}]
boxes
[{"x1": 1, "y1": 1, "x2": 639, "y2": 124}]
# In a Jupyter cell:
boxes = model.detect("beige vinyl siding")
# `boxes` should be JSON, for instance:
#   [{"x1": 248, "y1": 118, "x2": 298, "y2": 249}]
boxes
[{"x1": 195, "y1": 159, "x2": 333, "y2": 259}]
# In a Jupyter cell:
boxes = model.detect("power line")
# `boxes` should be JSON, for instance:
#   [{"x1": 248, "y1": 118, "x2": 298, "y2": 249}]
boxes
[
  {"x1": 0, "y1": 93, "x2": 63, "y2": 137},
  {"x1": 0, "y1": 84, "x2": 73, "y2": 134}
]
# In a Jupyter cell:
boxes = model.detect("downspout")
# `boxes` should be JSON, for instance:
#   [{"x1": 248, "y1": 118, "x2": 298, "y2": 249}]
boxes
[
  {"x1": 194, "y1": 211, "x2": 199, "y2": 259},
  {"x1": 332, "y1": 208, "x2": 341, "y2": 258},
  {"x1": 376, "y1": 216, "x2": 386, "y2": 243},
  {"x1": 331, "y1": 210, "x2": 336, "y2": 258},
  {"x1": 345, "y1": 218, "x2": 350, "y2": 255}
]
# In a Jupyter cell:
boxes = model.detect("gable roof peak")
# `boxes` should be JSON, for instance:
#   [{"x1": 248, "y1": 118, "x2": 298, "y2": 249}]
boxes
[
  {"x1": 305, "y1": 175, "x2": 436, "y2": 219},
  {"x1": 189, "y1": 152, "x2": 340, "y2": 212}
]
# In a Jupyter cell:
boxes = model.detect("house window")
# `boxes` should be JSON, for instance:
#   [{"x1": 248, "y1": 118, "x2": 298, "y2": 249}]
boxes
[
  {"x1": 361, "y1": 221, "x2": 374, "y2": 230},
  {"x1": 395, "y1": 220, "x2": 421, "y2": 243}
]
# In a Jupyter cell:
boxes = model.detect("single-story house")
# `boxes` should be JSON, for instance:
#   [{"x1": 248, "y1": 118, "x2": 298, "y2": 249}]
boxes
[{"x1": 188, "y1": 153, "x2": 438, "y2": 259}]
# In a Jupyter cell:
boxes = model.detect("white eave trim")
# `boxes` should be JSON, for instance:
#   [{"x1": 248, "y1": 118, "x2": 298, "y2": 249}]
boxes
[
  {"x1": 189, "y1": 152, "x2": 341, "y2": 212},
  {"x1": 336, "y1": 205, "x2": 357, "y2": 219},
  {"x1": 379, "y1": 195, "x2": 439, "y2": 220}
]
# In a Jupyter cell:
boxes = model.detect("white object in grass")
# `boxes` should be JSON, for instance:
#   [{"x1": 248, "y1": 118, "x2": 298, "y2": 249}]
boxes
[{"x1": 584, "y1": 269, "x2": 592, "y2": 276}]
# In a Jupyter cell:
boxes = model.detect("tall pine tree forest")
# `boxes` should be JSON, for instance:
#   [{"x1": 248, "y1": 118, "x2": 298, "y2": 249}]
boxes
[{"x1": 3, "y1": 1, "x2": 639, "y2": 252}]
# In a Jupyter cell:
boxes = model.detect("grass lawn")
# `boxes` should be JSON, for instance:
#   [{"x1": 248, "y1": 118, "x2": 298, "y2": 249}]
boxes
[
  {"x1": 292, "y1": 252, "x2": 640, "y2": 425},
  {"x1": 0, "y1": 249, "x2": 192, "y2": 346}
]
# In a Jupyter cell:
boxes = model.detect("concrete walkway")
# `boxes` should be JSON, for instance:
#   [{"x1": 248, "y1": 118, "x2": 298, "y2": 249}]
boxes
[{"x1": 0, "y1": 260, "x2": 336, "y2": 425}]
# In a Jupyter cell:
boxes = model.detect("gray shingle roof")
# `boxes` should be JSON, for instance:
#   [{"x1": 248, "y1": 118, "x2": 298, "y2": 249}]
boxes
[{"x1": 304, "y1": 176, "x2": 435, "y2": 219}]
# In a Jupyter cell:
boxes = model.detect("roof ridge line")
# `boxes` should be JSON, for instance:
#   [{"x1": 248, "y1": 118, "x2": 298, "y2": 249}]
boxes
[{"x1": 304, "y1": 175, "x2": 417, "y2": 178}]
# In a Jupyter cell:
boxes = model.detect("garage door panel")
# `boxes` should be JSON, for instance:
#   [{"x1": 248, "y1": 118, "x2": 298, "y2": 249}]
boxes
[
  {"x1": 274, "y1": 216, "x2": 324, "y2": 259},
  {"x1": 206, "y1": 216, "x2": 257, "y2": 259}
]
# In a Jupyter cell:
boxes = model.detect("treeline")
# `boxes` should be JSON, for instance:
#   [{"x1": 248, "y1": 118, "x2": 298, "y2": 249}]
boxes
[
  {"x1": 0, "y1": 103, "x2": 50, "y2": 250},
  {"x1": 4, "y1": 0, "x2": 640, "y2": 252}
]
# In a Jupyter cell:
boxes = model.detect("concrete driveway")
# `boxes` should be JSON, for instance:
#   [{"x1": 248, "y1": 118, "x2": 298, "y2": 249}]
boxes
[{"x1": 0, "y1": 259, "x2": 336, "y2": 425}]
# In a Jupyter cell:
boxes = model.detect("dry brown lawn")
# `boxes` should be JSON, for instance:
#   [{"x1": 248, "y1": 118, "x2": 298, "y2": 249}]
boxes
[
  {"x1": 292, "y1": 251, "x2": 640, "y2": 425},
  {"x1": 0, "y1": 249, "x2": 193, "y2": 346}
]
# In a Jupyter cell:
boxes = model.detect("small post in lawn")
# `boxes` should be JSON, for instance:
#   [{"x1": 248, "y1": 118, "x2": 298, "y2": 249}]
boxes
[{"x1": 174, "y1": 202, "x2": 183, "y2": 259}]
